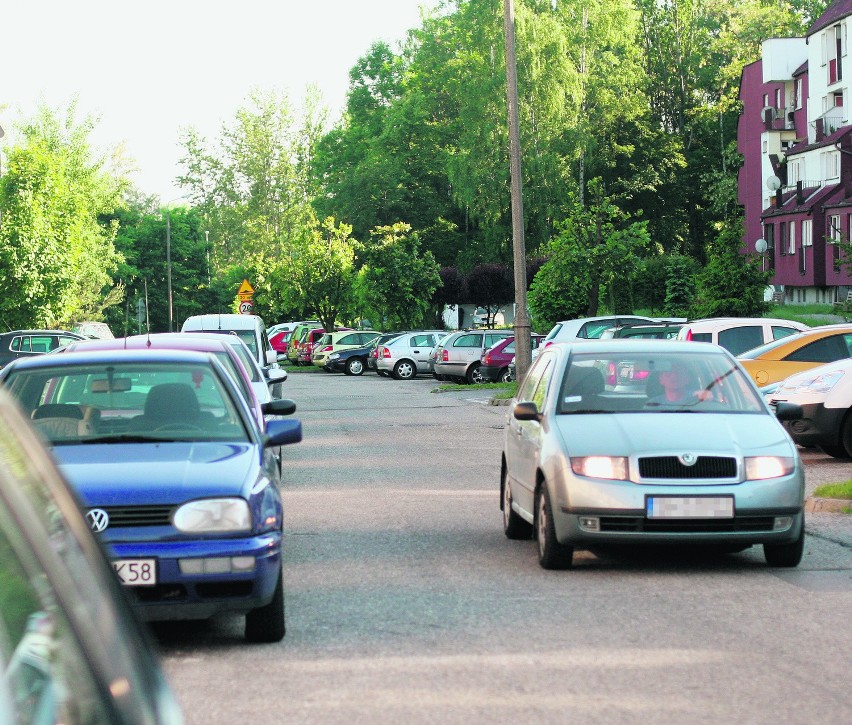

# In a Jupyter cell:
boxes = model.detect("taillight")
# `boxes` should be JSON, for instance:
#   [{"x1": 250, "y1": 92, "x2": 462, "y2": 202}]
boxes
[
  {"x1": 484, "y1": 353, "x2": 492, "y2": 365},
  {"x1": 544, "y1": 340, "x2": 552, "y2": 348},
  {"x1": 685, "y1": 329, "x2": 693, "y2": 341},
  {"x1": 442, "y1": 349, "x2": 448, "y2": 361},
  {"x1": 320, "y1": 345, "x2": 332, "y2": 353},
  {"x1": 606, "y1": 362, "x2": 617, "y2": 385},
  {"x1": 380, "y1": 347, "x2": 391, "y2": 358}
]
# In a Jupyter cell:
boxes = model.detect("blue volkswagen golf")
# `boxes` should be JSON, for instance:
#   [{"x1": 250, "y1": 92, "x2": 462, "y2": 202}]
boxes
[{"x1": 0, "y1": 348, "x2": 301, "y2": 642}]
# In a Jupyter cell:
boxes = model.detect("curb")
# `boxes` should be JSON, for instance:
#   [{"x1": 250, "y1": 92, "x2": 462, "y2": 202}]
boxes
[{"x1": 805, "y1": 497, "x2": 851, "y2": 513}]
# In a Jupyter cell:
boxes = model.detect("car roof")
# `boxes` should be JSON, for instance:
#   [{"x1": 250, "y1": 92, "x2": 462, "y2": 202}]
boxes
[
  {"x1": 3, "y1": 347, "x2": 218, "y2": 371},
  {"x1": 550, "y1": 339, "x2": 729, "y2": 356},
  {"x1": 1, "y1": 329, "x2": 83, "y2": 336},
  {"x1": 182, "y1": 313, "x2": 265, "y2": 330}
]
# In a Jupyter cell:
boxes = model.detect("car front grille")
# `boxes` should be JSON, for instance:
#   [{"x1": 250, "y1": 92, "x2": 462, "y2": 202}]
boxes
[
  {"x1": 98, "y1": 505, "x2": 174, "y2": 528},
  {"x1": 638, "y1": 456, "x2": 737, "y2": 480},
  {"x1": 598, "y1": 516, "x2": 775, "y2": 533}
]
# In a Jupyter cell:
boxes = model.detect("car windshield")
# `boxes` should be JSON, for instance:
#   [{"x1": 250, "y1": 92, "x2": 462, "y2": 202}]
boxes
[
  {"x1": 3, "y1": 362, "x2": 250, "y2": 444},
  {"x1": 556, "y1": 352, "x2": 765, "y2": 414},
  {"x1": 200, "y1": 328, "x2": 257, "y2": 355},
  {"x1": 222, "y1": 340, "x2": 262, "y2": 382}
]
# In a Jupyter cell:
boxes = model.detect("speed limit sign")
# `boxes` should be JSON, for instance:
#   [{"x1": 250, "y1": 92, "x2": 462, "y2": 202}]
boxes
[{"x1": 239, "y1": 300, "x2": 253, "y2": 314}]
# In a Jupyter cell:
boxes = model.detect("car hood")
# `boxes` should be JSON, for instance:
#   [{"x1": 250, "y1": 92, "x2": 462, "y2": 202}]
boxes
[
  {"x1": 551, "y1": 412, "x2": 795, "y2": 458},
  {"x1": 53, "y1": 442, "x2": 259, "y2": 505}
]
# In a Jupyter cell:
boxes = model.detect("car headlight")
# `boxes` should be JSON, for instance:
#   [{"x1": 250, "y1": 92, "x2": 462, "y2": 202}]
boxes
[
  {"x1": 329, "y1": 353, "x2": 340, "y2": 360},
  {"x1": 173, "y1": 498, "x2": 251, "y2": 533},
  {"x1": 745, "y1": 456, "x2": 795, "y2": 480},
  {"x1": 571, "y1": 456, "x2": 628, "y2": 480},
  {"x1": 778, "y1": 370, "x2": 844, "y2": 395}
]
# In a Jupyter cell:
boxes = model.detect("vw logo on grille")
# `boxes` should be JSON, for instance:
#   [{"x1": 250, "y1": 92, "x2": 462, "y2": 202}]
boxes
[
  {"x1": 86, "y1": 508, "x2": 110, "y2": 533},
  {"x1": 678, "y1": 453, "x2": 698, "y2": 467}
]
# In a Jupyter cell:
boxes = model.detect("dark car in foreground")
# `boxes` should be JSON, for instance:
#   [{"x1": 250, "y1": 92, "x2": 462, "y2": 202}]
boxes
[
  {"x1": 501, "y1": 340, "x2": 805, "y2": 570},
  {"x1": 0, "y1": 387, "x2": 183, "y2": 723},
  {"x1": 0, "y1": 348, "x2": 302, "y2": 642}
]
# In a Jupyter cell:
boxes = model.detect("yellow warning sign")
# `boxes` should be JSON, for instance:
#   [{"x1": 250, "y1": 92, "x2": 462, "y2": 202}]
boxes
[{"x1": 237, "y1": 278, "x2": 255, "y2": 296}]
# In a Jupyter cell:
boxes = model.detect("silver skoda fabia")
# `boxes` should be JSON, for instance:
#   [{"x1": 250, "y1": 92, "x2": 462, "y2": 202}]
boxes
[{"x1": 501, "y1": 340, "x2": 806, "y2": 569}]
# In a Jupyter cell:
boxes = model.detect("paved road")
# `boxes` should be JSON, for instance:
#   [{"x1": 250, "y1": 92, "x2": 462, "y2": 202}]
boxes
[{"x1": 156, "y1": 371, "x2": 852, "y2": 724}]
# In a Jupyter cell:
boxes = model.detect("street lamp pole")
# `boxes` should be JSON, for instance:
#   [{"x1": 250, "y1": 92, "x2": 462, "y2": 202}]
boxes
[{"x1": 503, "y1": 0, "x2": 531, "y2": 382}]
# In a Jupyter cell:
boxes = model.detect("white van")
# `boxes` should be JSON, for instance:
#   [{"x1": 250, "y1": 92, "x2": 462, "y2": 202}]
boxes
[{"x1": 180, "y1": 314, "x2": 286, "y2": 395}]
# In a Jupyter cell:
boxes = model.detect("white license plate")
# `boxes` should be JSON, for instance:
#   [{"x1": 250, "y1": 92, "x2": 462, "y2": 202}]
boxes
[
  {"x1": 647, "y1": 496, "x2": 734, "y2": 519},
  {"x1": 112, "y1": 558, "x2": 157, "y2": 586}
]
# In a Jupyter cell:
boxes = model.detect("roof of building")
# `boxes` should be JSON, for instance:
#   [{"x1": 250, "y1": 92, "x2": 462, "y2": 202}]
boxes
[
  {"x1": 761, "y1": 181, "x2": 847, "y2": 219},
  {"x1": 808, "y1": 0, "x2": 852, "y2": 37},
  {"x1": 786, "y1": 126, "x2": 852, "y2": 156},
  {"x1": 793, "y1": 60, "x2": 808, "y2": 76}
]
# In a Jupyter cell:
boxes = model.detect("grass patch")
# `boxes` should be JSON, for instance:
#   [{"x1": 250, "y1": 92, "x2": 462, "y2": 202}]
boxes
[
  {"x1": 813, "y1": 480, "x2": 852, "y2": 499},
  {"x1": 435, "y1": 381, "x2": 515, "y2": 393},
  {"x1": 765, "y1": 304, "x2": 846, "y2": 327},
  {"x1": 282, "y1": 364, "x2": 323, "y2": 373}
]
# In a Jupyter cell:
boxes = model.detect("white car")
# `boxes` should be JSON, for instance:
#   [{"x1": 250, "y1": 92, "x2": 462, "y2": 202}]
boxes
[
  {"x1": 676, "y1": 318, "x2": 809, "y2": 356},
  {"x1": 768, "y1": 358, "x2": 852, "y2": 458},
  {"x1": 377, "y1": 331, "x2": 447, "y2": 380}
]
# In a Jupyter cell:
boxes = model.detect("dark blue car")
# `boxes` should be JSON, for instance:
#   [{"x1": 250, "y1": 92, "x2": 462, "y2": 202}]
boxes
[{"x1": 0, "y1": 348, "x2": 301, "y2": 643}]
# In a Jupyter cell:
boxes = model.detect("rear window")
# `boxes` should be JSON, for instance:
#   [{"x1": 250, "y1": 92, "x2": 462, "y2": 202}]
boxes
[
  {"x1": 717, "y1": 326, "x2": 764, "y2": 355},
  {"x1": 453, "y1": 333, "x2": 483, "y2": 348}
]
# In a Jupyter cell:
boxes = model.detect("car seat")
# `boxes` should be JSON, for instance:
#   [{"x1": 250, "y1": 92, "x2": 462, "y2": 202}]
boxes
[
  {"x1": 31, "y1": 404, "x2": 94, "y2": 438},
  {"x1": 130, "y1": 383, "x2": 203, "y2": 431}
]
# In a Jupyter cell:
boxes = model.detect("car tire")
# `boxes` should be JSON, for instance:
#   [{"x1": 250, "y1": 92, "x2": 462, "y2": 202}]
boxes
[
  {"x1": 499, "y1": 367, "x2": 513, "y2": 383},
  {"x1": 763, "y1": 520, "x2": 805, "y2": 567},
  {"x1": 841, "y1": 412, "x2": 852, "y2": 458},
  {"x1": 245, "y1": 566, "x2": 286, "y2": 643},
  {"x1": 536, "y1": 485, "x2": 573, "y2": 569},
  {"x1": 502, "y1": 467, "x2": 532, "y2": 540},
  {"x1": 819, "y1": 443, "x2": 850, "y2": 458},
  {"x1": 394, "y1": 360, "x2": 416, "y2": 380},
  {"x1": 467, "y1": 363, "x2": 484, "y2": 385},
  {"x1": 346, "y1": 358, "x2": 365, "y2": 376}
]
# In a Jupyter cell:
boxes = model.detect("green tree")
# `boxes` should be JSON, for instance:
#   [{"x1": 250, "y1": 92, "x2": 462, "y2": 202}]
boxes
[
  {"x1": 0, "y1": 103, "x2": 124, "y2": 329},
  {"x1": 691, "y1": 223, "x2": 771, "y2": 318},
  {"x1": 285, "y1": 217, "x2": 359, "y2": 331},
  {"x1": 358, "y1": 222, "x2": 441, "y2": 329}
]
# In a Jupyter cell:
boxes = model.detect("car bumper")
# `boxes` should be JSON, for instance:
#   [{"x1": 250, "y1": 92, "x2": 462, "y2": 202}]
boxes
[
  {"x1": 479, "y1": 364, "x2": 503, "y2": 382},
  {"x1": 549, "y1": 475, "x2": 805, "y2": 547},
  {"x1": 106, "y1": 532, "x2": 282, "y2": 621},
  {"x1": 434, "y1": 362, "x2": 467, "y2": 378},
  {"x1": 780, "y1": 402, "x2": 846, "y2": 451}
]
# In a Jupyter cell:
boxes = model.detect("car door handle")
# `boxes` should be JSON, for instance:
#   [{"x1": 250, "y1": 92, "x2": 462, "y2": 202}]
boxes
[{"x1": 413, "y1": 349, "x2": 420, "y2": 353}]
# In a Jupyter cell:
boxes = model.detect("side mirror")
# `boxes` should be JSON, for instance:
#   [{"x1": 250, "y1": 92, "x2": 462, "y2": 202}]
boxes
[
  {"x1": 266, "y1": 349, "x2": 278, "y2": 365},
  {"x1": 774, "y1": 401, "x2": 803, "y2": 421},
  {"x1": 513, "y1": 401, "x2": 542, "y2": 422},
  {"x1": 265, "y1": 367, "x2": 287, "y2": 384},
  {"x1": 264, "y1": 418, "x2": 302, "y2": 447},
  {"x1": 262, "y1": 399, "x2": 297, "y2": 416}
]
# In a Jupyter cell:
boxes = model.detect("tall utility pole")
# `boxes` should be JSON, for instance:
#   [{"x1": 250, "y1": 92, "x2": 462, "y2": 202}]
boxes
[
  {"x1": 166, "y1": 212, "x2": 173, "y2": 332},
  {"x1": 504, "y1": 0, "x2": 531, "y2": 382}
]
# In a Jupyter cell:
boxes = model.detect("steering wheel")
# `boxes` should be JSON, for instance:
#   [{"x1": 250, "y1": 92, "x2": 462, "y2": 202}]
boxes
[{"x1": 152, "y1": 423, "x2": 204, "y2": 433}]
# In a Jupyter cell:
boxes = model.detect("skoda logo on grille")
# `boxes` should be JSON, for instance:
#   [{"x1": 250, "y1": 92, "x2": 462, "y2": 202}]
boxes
[
  {"x1": 86, "y1": 508, "x2": 110, "y2": 533},
  {"x1": 678, "y1": 453, "x2": 698, "y2": 467}
]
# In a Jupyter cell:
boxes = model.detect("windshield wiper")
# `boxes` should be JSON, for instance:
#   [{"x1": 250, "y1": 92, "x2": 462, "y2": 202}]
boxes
[{"x1": 75, "y1": 434, "x2": 183, "y2": 444}]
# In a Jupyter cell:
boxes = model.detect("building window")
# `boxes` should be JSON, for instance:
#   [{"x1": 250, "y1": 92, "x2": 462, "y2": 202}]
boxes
[
  {"x1": 779, "y1": 222, "x2": 787, "y2": 256},
  {"x1": 796, "y1": 79, "x2": 803, "y2": 109},
  {"x1": 765, "y1": 224, "x2": 776, "y2": 269},
  {"x1": 775, "y1": 88, "x2": 782, "y2": 107},
  {"x1": 837, "y1": 25, "x2": 845, "y2": 79},
  {"x1": 788, "y1": 221, "x2": 796, "y2": 255},
  {"x1": 763, "y1": 93, "x2": 769, "y2": 107},
  {"x1": 802, "y1": 219, "x2": 813, "y2": 247},
  {"x1": 799, "y1": 244, "x2": 807, "y2": 274},
  {"x1": 835, "y1": 92, "x2": 844, "y2": 107},
  {"x1": 823, "y1": 150, "x2": 840, "y2": 178}
]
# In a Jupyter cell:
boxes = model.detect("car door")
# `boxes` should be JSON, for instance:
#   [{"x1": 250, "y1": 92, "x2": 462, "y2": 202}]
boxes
[
  {"x1": 505, "y1": 352, "x2": 555, "y2": 515},
  {"x1": 409, "y1": 334, "x2": 436, "y2": 368}
]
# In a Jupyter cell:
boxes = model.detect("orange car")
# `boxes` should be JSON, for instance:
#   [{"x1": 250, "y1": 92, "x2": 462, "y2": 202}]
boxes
[{"x1": 737, "y1": 324, "x2": 852, "y2": 386}]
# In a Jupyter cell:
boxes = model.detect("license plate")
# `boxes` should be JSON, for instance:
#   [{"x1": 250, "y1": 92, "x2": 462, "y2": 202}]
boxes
[
  {"x1": 646, "y1": 496, "x2": 734, "y2": 519},
  {"x1": 112, "y1": 559, "x2": 157, "y2": 586}
]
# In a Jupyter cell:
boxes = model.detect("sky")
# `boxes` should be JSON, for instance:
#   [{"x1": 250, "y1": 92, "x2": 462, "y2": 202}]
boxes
[{"x1": 1, "y1": 0, "x2": 441, "y2": 202}]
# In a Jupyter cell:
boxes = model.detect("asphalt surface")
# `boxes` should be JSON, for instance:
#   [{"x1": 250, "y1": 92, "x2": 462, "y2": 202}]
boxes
[{"x1": 156, "y1": 369, "x2": 852, "y2": 724}]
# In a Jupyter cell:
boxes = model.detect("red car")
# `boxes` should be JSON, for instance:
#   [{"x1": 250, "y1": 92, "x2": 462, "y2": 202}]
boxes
[
  {"x1": 270, "y1": 330, "x2": 292, "y2": 355},
  {"x1": 296, "y1": 328, "x2": 326, "y2": 365},
  {"x1": 479, "y1": 334, "x2": 545, "y2": 383}
]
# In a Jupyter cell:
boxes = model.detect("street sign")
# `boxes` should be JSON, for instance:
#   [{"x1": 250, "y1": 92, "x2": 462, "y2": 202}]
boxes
[
  {"x1": 237, "y1": 279, "x2": 255, "y2": 296},
  {"x1": 239, "y1": 300, "x2": 254, "y2": 315}
]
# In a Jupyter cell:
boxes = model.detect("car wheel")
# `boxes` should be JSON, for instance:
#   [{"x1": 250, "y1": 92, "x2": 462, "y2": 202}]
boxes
[
  {"x1": 502, "y1": 466, "x2": 532, "y2": 539},
  {"x1": 763, "y1": 520, "x2": 805, "y2": 567},
  {"x1": 841, "y1": 412, "x2": 852, "y2": 457},
  {"x1": 394, "y1": 360, "x2": 416, "y2": 380},
  {"x1": 819, "y1": 443, "x2": 850, "y2": 458},
  {"x1": 346, "y1": 358, "x2": 365, "y2": 376},
  {"x1": 536, "y1": 485, "x2": 573, "y2": 569},
  {"x1": 499, "y1": 367, "x2": 513, "y2": 383},
  {"x1": 245, "y1": 566, "x2": 285, "y2": 643},
  {"x1": 467, "y1": 363, "x2": 484, "y2": 385}
]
